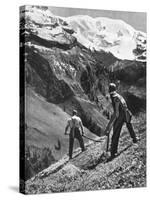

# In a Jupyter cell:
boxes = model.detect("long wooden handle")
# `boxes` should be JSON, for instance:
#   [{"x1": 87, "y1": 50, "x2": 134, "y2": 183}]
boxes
[{"x1": 106, "y1": 133, "x2": 110, "y2": 152}]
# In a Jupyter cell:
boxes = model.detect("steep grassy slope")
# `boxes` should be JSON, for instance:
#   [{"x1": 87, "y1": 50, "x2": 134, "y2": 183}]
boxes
[
  {"x1": 25, "y1": 113, "x2": 146, "y2": 194},
  {"x1": 24, "y1": 87, "x2": 101, "y2": 181},
  {"x1": 25, "y1": 88, "x2": 97, "y2": 160}
]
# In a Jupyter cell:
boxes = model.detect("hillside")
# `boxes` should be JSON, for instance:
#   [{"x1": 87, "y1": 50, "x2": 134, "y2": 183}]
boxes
[
  {"x1": 20, "y1": 5, "x2": 146, "y2": 189},
  {"x1": 25, "y1": 88, "x2": 97, "y2": 160},
  {"x1": 24, "y1": 88, "x2": 100, "y2": 180},
  {"x1": 25, "y1": 112, "x2": 146, "y2": 194}
]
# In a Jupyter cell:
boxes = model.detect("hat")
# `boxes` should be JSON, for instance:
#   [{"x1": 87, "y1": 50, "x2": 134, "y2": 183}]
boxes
[{"x1": 109, "y1": 83, "x2": 116, "y2": 93}]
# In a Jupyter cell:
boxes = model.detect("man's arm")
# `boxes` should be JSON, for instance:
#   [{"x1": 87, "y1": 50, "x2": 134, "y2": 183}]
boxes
[
  {"x1": 115, "y1": 98, "x2": 120, "y2": 119},
  {"x1": 79, "y1": 120, "x2": 84, "y2": 135},
  {"x1": 64, "y1": 120, "x2": 70, "y2": 135},
  {"x1": 104, "y1": 113, "x2": 116, "y2": 135},
  {"x1": 104, "y1": 99, "x2": 120, "y2": 135}
]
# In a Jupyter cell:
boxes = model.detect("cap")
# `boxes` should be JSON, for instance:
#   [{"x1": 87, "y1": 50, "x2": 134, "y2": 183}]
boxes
[{"x1": 109, "y1": 83, "x2": 116, "y2": 93}]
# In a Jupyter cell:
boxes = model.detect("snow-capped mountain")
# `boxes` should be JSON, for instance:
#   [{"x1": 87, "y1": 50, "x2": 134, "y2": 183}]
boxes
[
  {"x1": 66, "y1": 15, "x2": 146, "y2": 60},
  {"x1": 21, "y1": 6, "x2": 146, "y2": 61}
]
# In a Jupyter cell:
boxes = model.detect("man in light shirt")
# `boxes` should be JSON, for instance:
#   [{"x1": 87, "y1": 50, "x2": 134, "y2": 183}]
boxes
[{"x1": 65, "y1": 110, "x2": 85, "y2": 159}]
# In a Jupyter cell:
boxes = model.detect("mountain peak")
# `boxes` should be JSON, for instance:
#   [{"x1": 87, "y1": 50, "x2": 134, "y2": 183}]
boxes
[
  {"x1": 67, "y1": 15, "x2": 146, "y2": 60},
  {"x1": 21, "y1": 5, "x2": 146, "y2": 61}
]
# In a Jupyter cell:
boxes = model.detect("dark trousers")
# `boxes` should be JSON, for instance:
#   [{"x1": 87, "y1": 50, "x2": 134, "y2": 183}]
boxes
[
  {"x1": 111, "y1": 113, "x2": 137, "y2": 156},
  {"x1": 69, "y1": 128, "x2": 85, "y2": 159}
]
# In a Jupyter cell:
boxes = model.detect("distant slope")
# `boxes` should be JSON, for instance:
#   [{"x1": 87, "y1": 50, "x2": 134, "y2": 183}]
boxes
[{"x1": 25, "y1": 88, "x2": 97, "y2": 160}]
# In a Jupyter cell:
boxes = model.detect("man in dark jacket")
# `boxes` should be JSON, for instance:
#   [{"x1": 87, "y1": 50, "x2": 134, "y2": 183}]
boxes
[
  {"x1": 105, "y1": 83, "x2": 138, "y2": 159},
  {"x1": 64, "y1": 110, "x2": 85, "y2": 159}
]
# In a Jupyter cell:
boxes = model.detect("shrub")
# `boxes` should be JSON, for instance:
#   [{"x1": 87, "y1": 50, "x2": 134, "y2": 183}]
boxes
[{"x1": 25, "y1": 145, "x2": 56, "y2": 180}]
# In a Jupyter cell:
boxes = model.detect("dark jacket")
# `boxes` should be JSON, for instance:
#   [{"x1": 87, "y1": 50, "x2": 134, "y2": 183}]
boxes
[{"x1": 110, "y1": 91, "x2": 132, "y2": 123}]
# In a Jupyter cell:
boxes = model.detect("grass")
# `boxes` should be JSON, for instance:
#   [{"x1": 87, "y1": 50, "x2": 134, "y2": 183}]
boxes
[
  {"x1": 25, "y1": 87, "x2": 100, "y2": 162},
  {"x1": 25, "y1": 112, "x2": 146, "y2": 194}
]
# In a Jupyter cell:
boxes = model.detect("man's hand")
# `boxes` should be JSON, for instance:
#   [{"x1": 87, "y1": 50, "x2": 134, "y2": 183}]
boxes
[{"x1": 65, "y1": 123, "x2": 69, "y2": 136}]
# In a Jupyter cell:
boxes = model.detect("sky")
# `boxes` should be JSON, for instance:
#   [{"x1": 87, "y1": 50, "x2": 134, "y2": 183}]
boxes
[{"x1": 48, "y1": 6, "x2": 146, "y2": 33}]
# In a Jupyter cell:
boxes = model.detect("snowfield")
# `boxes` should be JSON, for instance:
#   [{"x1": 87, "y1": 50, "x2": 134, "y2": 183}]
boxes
[{"x1": 66, "y1": 15, "x2": 146, "y2": 60}]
